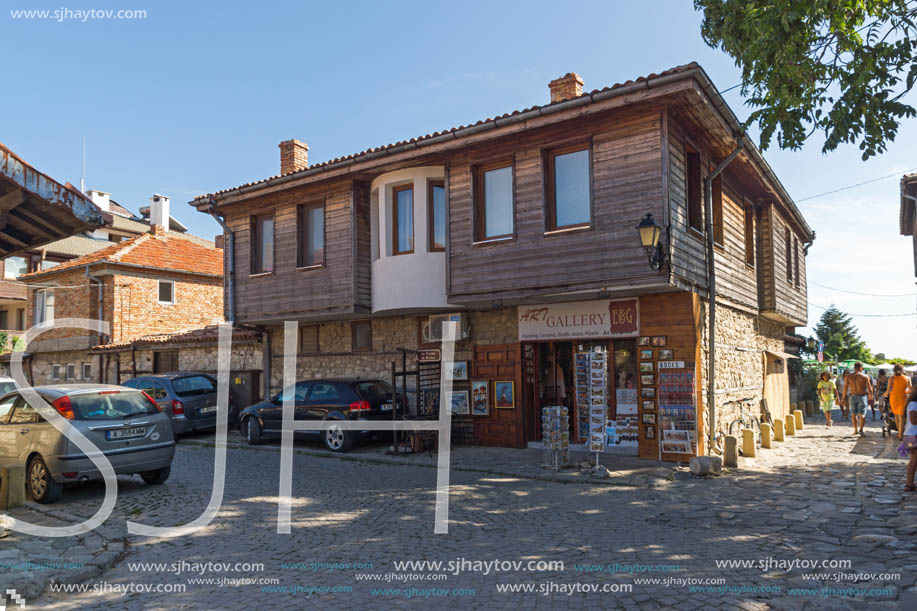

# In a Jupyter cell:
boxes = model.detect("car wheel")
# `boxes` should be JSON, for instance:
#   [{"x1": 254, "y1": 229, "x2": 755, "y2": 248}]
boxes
[
  {"x1": 27, "y1": 456, "x2": 63, "y2": 504},
  {"x1": 140, "y1": 466, "x2": 171, "y2": 485},
  {"x1": 245, "y1": 417, "x2": 262, "y2": 445},
  {"x1": 323, "y1": 420, "x2": 352, "y2": 452}
]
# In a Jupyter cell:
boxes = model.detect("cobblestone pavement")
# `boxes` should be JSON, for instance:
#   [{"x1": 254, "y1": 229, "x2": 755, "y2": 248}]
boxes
[{"x1": 7, "y1": 409, "x2": 915, "y2": 610}]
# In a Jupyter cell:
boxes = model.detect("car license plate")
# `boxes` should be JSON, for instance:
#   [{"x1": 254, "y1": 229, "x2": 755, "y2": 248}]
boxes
[
  {"x1": 200, "y1": 406, "x2": 217, "y2": 414},
  {"x1": 107, "y1": 427, "x2": 146, "y2": 441},
  {"x1": 381, "y1": 403, "x2": 393, "y2": 411}
]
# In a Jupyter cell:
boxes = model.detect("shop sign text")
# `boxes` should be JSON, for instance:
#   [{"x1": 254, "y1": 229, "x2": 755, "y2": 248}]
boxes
[{"x1": 517, "y1": 299, "x2": 639, "y2": 341}]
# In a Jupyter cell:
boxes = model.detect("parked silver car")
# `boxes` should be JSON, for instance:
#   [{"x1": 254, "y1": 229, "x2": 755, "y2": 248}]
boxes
[
  {"x1": 123, "y1": 373, "x2": 221, "y2": 435},
  {"x1": 0, "y1": 384, "x2": 175, "y2": 503}
]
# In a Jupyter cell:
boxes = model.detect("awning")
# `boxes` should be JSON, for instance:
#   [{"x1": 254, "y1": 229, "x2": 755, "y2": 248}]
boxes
[{"x1": 0, "y1": 142, "x2": 106, "y2": 258}]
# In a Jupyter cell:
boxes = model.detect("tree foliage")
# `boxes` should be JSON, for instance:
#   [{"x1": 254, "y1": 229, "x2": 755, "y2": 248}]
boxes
[
  {"x1": 696, "y1": 0, "x2": 917, "y2": 159},
  {"x1": 813, "y1": 305, "x2": 873, "y2": 362}
]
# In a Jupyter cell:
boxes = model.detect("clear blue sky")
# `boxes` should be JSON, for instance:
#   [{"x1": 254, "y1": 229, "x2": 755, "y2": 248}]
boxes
[{"x1": 3, "y1": 0, "x2": 916, "y2": 357}]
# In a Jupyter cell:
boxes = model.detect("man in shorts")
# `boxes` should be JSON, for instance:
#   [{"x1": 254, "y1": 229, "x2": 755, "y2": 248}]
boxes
[{"x1": 842, "y1": 362, "x2": 873, "y2": 436}]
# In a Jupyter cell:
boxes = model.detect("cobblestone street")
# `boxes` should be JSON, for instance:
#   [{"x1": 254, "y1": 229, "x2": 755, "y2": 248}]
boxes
[{"x1": 4, "y1": 410, "x2": 915, "y2": 610}]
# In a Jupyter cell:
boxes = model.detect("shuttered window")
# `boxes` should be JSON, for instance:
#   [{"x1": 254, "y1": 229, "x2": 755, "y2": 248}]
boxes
[{"x1": 251, "y1": 214, "x2": 274, "y2": 274}]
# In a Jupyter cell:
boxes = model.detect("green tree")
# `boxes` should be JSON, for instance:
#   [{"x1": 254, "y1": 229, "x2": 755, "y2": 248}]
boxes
[
  {"x1": 695, "y1": 0, "x2": 917, "y2": 160},
  {"x1": 813, "y1": 306, "x2": 873, "y2": 362}
]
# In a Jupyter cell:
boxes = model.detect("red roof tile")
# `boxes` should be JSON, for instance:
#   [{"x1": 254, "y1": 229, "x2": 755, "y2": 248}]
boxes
[
  {"x1": 194, "y1": 63, "x2": 701, "y2": 201},
  {"x1": 91, "y1": 325, "x2": 259, "y2": 352},
  {"x1": 20, "y1": 229, "x2": 223, "y2": 280}
]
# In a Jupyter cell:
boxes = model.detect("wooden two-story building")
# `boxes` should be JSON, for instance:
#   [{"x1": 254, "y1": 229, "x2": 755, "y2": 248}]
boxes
[{"x1": 192, "y1": 63, "x2": 813, "y2": 460}]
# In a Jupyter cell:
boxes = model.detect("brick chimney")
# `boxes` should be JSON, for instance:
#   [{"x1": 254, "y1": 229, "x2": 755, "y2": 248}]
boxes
[
  {"x1": 279, "y1": 139, "x2": 309, "y2": 175},
  {"x1": 549, "y1": 73, "x2": 584, "y2": 103}
]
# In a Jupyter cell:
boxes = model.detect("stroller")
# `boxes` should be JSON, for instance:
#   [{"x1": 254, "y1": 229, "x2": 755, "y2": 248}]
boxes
[{"x1": 880, "y1": 397, "x2": 898, "y2": 437}]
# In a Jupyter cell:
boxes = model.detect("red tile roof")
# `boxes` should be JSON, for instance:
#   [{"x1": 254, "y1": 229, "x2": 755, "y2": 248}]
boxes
[
  {"x1": 91, "y1": 325, "x2": 259, "y2": 352},
  {"x1": 20, "y1": 228, "x2": 223, "y2": 280},
  {"x1": 194, "y1": 63, "x2": 701, "y2": 201}
]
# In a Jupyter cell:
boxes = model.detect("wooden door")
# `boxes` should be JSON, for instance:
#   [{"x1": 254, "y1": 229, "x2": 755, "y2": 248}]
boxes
[
  {"x1": 763, "y1": 353, "x2": 789, "y2": 423},
  {"x1": 472, "y1": 343, "x2": 524, "y2": 448}
]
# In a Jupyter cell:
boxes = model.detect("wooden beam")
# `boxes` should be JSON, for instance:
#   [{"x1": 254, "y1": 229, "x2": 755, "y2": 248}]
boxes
[
  {"x1": 5, "y1": 212, "x2": 56, "y2": 240},
  {"x1": 11, "y1": 205, "x2": 72, "y2": 237},
  {"x1": 0, "y1": 189, "x2": 26, "y2": 214},
  {"x1": 0, "y1": 229, "x2": 27, "y2": 248}
]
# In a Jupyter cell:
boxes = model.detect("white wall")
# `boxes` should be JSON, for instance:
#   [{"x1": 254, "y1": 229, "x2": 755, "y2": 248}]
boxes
[{"x1": 370, "y1": 167, "x2": 457, "y2": 313}]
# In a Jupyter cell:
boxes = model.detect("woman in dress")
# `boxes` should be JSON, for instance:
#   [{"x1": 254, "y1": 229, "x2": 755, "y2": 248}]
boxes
[
  {"x1": 884, "y1": 364, "x2": 912, "y2": 440},
  {"x1": 817, "y1": 371, "x2": 839, "y2": 427}
]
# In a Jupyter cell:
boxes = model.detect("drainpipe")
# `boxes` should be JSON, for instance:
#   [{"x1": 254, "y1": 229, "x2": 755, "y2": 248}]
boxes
[
  {"x1": 85, "y1": 264, "x2": 105, "y2": 345},
  {"x1": 208, "y1": 198, "x2": 235, "y2": 325},
  {"x1": 704, "y1": 136, "x2": 744, "y2": 451}
]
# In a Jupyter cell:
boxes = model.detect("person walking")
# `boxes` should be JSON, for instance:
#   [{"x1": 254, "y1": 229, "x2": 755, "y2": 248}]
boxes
[
  {"x1": 875, "y1": 369, "x2": 889, "y2": 421},
  {"x1": 842, "y1": 362, "x2": 873, "y2": 436},
  {"x1": 901, "y1": 386, "x2": 917, "y2": 491},
  {"x1": 884, "y1": 364, "x2": 912, "y2": 440},
  {"x1": 838, "y1": 370, "x2": 850, "y2": 419},
  {"x1": 817, "y1": 371, "x2": 839, "y2": 427}
]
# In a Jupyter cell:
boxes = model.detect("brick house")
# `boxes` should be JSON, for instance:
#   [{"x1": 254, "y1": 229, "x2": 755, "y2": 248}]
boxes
[
  {"x1": 17, "y1": 226, "x2": 224, "y2": 385},
  {"x1": 192, "y1": 63, "x2": 814, "y2": 458}
]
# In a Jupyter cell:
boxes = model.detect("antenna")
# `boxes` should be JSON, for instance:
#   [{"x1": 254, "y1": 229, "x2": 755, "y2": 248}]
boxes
[{"x1": 80, "y1": 137, "x2": 86, "y2": 192}]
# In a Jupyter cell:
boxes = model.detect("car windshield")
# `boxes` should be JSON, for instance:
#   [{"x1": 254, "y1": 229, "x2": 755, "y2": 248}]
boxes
[
  {"x1": 172, "y1": 375, "x2": 217, "y2": 397},
  {"x1": 70, "y1": 391, "x2": 159, "y2": 420},
  {"x1": 354, "y1": 381, "x2": 394, "y2": 403},
  {"x1": 0, "y1": 381, "x2": 16, "y2": 396}
]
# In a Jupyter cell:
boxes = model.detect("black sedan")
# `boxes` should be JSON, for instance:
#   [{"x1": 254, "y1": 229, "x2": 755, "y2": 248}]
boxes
[{"x1": 237, "y1": 379, "x2": 401, "y2": 452}]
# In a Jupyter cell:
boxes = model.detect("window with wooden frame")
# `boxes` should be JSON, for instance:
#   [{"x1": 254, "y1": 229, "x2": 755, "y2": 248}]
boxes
[
  {"x1": 473, "y1": 160, "x2": 514, "y2": 241},
  {"x1": 250, "y1": 213, "x2": 274, "y2": 274},
  {"x1": 16, "y1": 308, "x2": 24, "y2": 330},
  {"x1": 545, "y1": 143, "x2": 591, "y2": 231},
  {"x1": 712, "y1": 175, "x2": 723, "y2": 246},
  {"x1": 392, "y1": 184, "x2": 414, "y2": 255},
  {"x1": 743, "y1": 206, "x2": 755, "y2": 267},
  {"x1": 299, "y1": 325, "x2": 319, "y2": 353},
  {"x1": 297, "y1": 201, "x2": 325, "y2": 268},
  {"x1": 82, "y1": 363, "x2": 92, "y2": 380},
  {"x1": 0, "y1": 310, "x2": 7, "y2": 329},
  {"x1": 352, "y1": 320, "x2": 372, "y2": 352},
  {"x1": 794, "y1": 237, "x2": 801, "y2": 289},
  {"x1": 428, "y1": 180, "x2": 446, "y2": 252},
  {"x1": 784, "y1": 228, "x2": 793, "y2": 284},
  {"x1": 153, "y1": 350, "x2": 178, "y2": 373},
  {"x1": 686, "y1": 147, "x2": 703, "y2": 233}
]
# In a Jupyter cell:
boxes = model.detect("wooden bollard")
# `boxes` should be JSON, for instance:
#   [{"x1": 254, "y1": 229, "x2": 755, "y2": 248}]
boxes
[
  {"x1": 794, "y1": 409, "x2": 804, "y2": 430},
  {"x1": 760, "y1": 422, "x2": 772, "y2": 448},
  {"x1": 0, "y1": 465, "x2": 25, "y2": 509},
  {"x1": 724, "y1": 435, "x2": 739, "y2": 468},
  {"x1": 786, "y1": 413, "x2": 796, "y2": 435},
  {"x1": 774, "y1": 419, "x2": 785, "y2": 441},
  {"x1": 742, "y1": 429, "x2": 756, "y2": 458}
]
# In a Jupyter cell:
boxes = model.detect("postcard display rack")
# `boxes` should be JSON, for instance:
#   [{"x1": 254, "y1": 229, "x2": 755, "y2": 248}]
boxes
[
  {"x1": 541, "y1": 406, "x2": 570, "y2": 470},
  {"x1": 574, "y1": 348, "x2": 608, "y2": 458},
  {"x1": 658, "y1": 371, "x2": 697, "y2": 455}
]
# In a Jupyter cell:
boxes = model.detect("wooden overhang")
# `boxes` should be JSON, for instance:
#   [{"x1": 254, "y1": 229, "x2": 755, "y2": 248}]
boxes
[
  {"x1": 0, "y1": 142, "x2": 107, "y2": 258},
  {"x1": 899, "y1": 173, "x2": 917, "y2": 276}
]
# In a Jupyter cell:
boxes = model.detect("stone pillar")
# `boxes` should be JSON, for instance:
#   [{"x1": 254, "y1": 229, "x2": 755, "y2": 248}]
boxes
[
  {"x1": 794, "y1": 409, "x2": 804, "y2": 430},
  {"x1": 724, "y1": 435, "x2": 738, "y2": 468},
  {"x1": 742, "y1": 429, "x2": 756, "y2": 458},
  {"x1": 774, "y1": 419, "x2": 785, "y2": 441},
  {"x1": 760, "y1": 422, "x2": 772, "y2": 448},
  {"x1": 786, "y1": 413, "x2": 796, "y2": 436}
]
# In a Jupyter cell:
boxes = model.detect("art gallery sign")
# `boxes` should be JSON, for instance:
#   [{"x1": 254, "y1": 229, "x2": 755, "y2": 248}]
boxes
[{"x1": 517, "y1": 298, "x2": 639, "y2": 341}]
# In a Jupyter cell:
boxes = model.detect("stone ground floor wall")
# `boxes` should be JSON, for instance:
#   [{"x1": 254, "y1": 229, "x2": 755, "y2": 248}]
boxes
[
  {"x1": 699, "y1": 299, "x2": 787, "y2": 444},
  {"x1": 264, "y1": 309, "x2": 518, "y2": 444},
  {"x1": 29, "y1": 349, "x2": 95, "y2": 385}
]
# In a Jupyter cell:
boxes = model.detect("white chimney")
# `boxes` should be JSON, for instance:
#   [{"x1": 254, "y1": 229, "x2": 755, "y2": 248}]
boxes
[
  {"x1": 150, "y1": 194, "x2": 171, "y2": 231},
  {"x1": 86, "y1": 189, "x2": 111, "y2": 213}
]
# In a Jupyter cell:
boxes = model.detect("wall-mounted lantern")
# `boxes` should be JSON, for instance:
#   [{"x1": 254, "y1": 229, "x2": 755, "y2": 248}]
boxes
[{"x1": 636, "y1": 213, "x2": 666, "y2": 271}]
